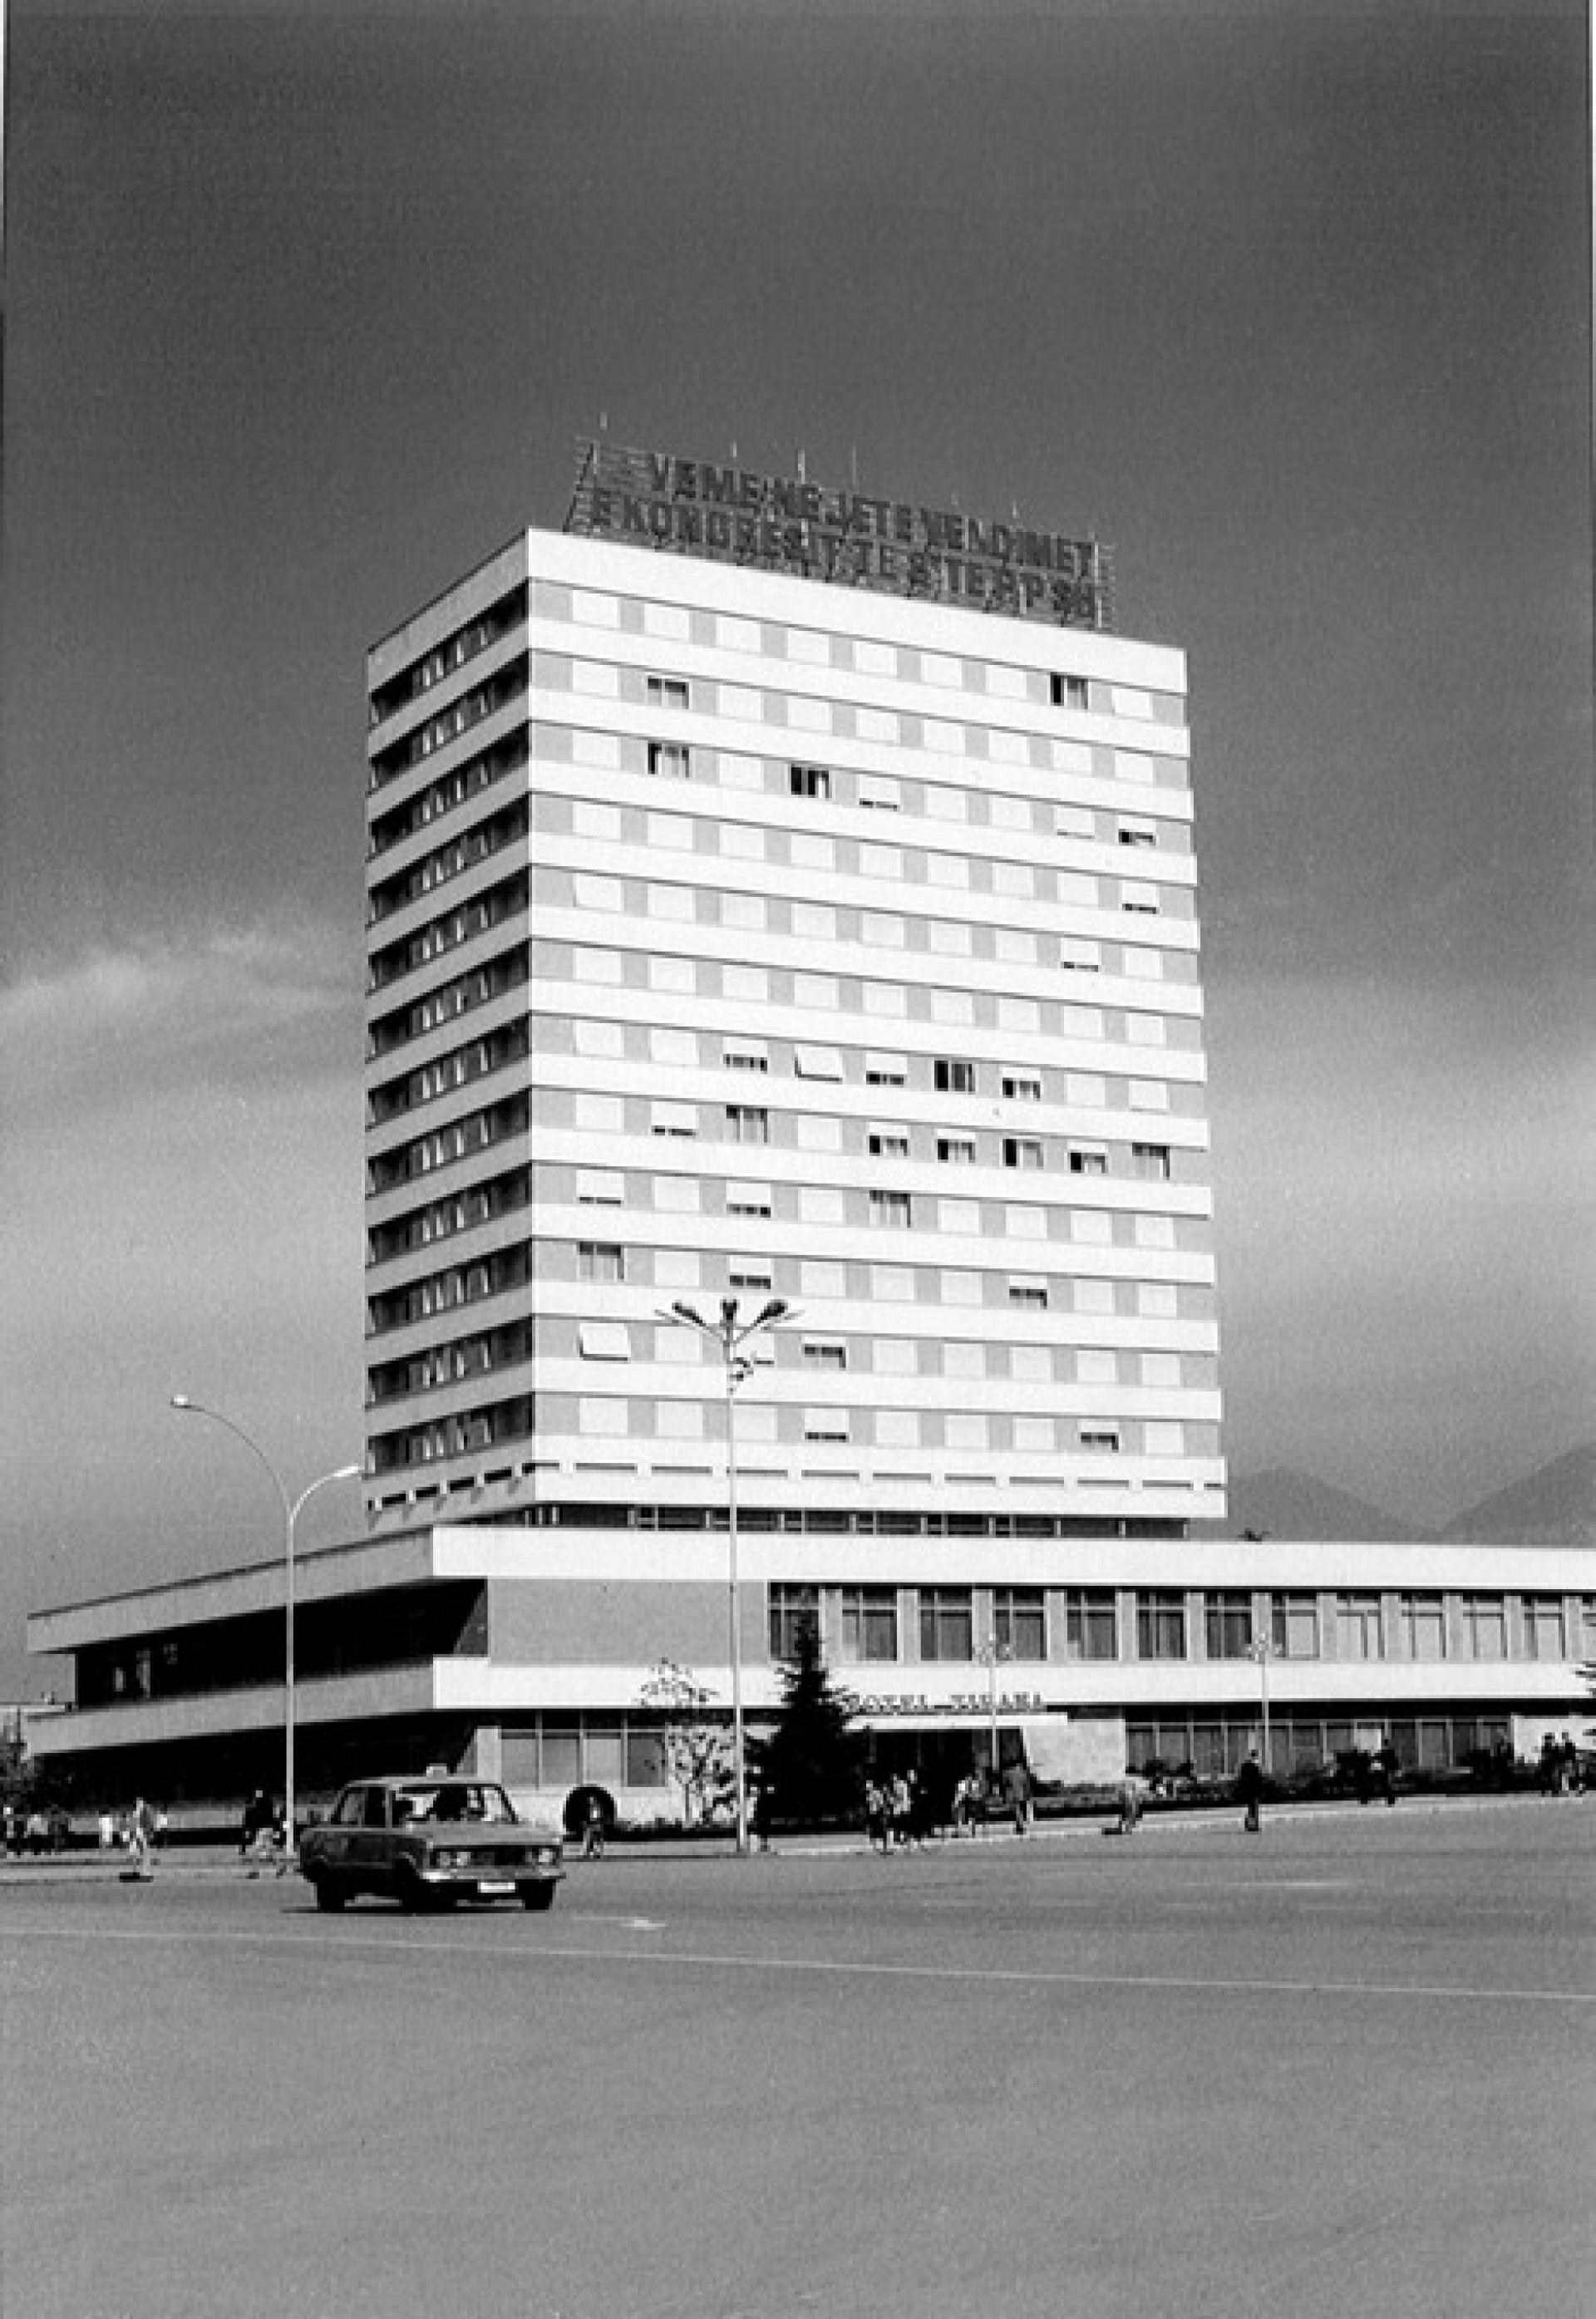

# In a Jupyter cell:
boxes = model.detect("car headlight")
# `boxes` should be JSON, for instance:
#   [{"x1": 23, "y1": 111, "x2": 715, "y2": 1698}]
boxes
[{"x1": 434, "y1": 1848, "x2": 468, "y2": 1869}]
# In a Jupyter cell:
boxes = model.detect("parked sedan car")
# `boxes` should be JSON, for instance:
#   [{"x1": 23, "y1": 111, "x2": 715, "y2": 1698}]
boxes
[{"x1": 298, "y1": 1777, "x2": 564, "y2": 1913}]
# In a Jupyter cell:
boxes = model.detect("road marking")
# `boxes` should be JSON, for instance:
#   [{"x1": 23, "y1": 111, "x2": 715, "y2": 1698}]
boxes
[
  {"x1": 566, "y1": 1912, "x2": 667, "y2": 1930},
  {"x1": 3, "y1": 1918, "x2": 1589, "y2": 2008}
]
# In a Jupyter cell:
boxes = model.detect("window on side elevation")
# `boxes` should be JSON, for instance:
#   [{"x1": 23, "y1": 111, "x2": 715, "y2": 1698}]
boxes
[
  {"x1": 857, "y1": 774, "x2": 900, "y2": 811},
  {"x1": 934, "y1": 1057, "x2": 976, "y2": 1095},
  {"x1": 841, "y1": 1587, "x2": 898, "y2": 1662},
  {"x1": 1002, "y1": 1070, "x2": 1042, "y2": 1101},
  {"x1": 646, "y1": 676, "x2": 690, "y2": 710},
  {"x1": 726, "y1": 1105, "x2": 770, "y2": 1145},
  {"x1": 1132, "y1": 1143, "x2": 1171, "y2": 1179},
  {"x1": 1002, "y1": 1138, "x2": 1043, "y2": 1170},
  {"x1": 579, "y1": 1321, "x2": 632, "y2": 1361},
  {"x1": 1007, "y1": 1275, "x2": 1048, "y2": 1309},
  {"x1": 864, "y1": 1051, "x2": 908, "y2": 1086},
  {"x1": 769, "y1": 1584, "x2": 820, "y2": 1660},
  {"x1": 1269, "y1": 1593, "x2": 1320, "y2": 1659},
  {"x1": 796, "y1": 1043, "x2": 844, "y2": 1081},
  {"x1": 578, "y1": 1243, "x2": 625, "y2": 1283},
  {"x1": 868, "y1": 1125, "x2": 911, "y2": 1159},
  {"x1": 1136, "y1": 1592, "x2": 1186, "y2": 1659},
  {"x1": 802, "y1": 1340, "x2": 848, "y2": 1371},
  {"x1": 919, "y1": 1588, "x2": 973, "y2": 1662},
  {"x1": 1204, "y1": 1592, "x2": 1254, "y2": 1660},
  {"x1": 937, "y1": 1135, "x2": 977, "y2": 1164},
  {"x1": 648, "y1": 742, "x2": 692, "y2": 779},
  {"x1": 1051, "y1": 672, "x2": 1089, "y2": 710},
  {"x1": 869, "y1": 1190, "x2": 912, "y2": 1229},
  {"x1": 791, "y1": 764, "x2": 831, "y2": 799},
  {"x1": 995, "y1": 1588, "x2": 1045, "y2": 1660}
]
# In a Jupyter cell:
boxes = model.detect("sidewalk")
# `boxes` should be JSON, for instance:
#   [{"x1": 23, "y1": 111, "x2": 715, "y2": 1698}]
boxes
[{"x1": 0, "y1": 1788, "x2": 1573, "y2": 1887}]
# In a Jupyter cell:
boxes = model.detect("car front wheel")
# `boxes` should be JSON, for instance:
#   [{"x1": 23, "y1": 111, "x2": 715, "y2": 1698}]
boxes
[
  {"x1": 312, "y1": 1873, "x2": 347, "y2": 1913},
  {"x1": 521, "y1": 1883, "x2": 556, "y2": 1913}
]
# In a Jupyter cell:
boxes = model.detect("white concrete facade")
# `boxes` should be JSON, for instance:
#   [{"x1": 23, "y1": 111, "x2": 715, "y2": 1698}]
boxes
[{"x1": 362, "y1": 526, "x2": 1222, "y2": 1529}]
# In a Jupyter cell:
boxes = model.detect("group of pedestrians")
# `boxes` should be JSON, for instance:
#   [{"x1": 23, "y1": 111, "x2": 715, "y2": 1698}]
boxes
[
  {"x1": 864, "y1": 1760, "x2": 1037, "y2": 1850},
  {"x1": 1538, "y1": 1732, "x2": 1584, "y2": 1795}
]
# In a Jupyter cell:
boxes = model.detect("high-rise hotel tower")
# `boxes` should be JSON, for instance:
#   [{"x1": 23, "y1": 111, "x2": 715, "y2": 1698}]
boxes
[{"x1": 362, "y1": 446, "x2": 1224, "y2": 1558}]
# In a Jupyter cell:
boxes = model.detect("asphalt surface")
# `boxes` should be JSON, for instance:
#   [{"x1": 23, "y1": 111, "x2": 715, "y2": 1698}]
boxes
[{"x1": 2, "y1": 1801, "x2": 1591, "y2": 2319}]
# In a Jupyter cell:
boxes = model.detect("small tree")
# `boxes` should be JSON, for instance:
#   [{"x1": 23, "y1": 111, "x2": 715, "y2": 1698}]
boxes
[
  {"x1": 638, "y1": 1658, "x2": 734, "y2": 1828},
  {"x1": 753, "y1": 1626, "x2": 862, "y2": 1830}
]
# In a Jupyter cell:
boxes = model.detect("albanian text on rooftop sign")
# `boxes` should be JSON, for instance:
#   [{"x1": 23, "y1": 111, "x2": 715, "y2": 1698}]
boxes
[{"x1": 564, "y1": 441, "x2": 1114, "y2": 632}]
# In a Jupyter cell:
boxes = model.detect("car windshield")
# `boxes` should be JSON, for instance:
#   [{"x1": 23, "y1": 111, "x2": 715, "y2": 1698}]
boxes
[{"x1": 395, "y1": 1783, "x2": 518, "y2": 1826}]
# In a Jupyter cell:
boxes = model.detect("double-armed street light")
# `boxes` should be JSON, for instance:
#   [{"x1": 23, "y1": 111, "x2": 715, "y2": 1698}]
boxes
[
  {"x1": 170, "y1": 1396, "x2": 360, "y2": 1852},
  {"x1": 976, "y1": 1632, "x2": 1014, "y2": 1789},
  {"x1": 1248, "y1": 1632, "x2": 1275, "y2": 1774},
  {"x1": 653, "y1": 1297, "x2": 797, "y2": 1855}
]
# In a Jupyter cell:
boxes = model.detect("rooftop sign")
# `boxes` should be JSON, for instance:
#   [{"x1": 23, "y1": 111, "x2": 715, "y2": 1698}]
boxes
[{"x1": 564, "y1": 440, "x2": 1113, "y2": 631}]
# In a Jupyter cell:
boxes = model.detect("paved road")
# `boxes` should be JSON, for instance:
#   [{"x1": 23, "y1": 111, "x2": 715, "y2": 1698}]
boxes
[{"x1": 2, "y1": 1803, "x2": 1591, "y2": 2319}]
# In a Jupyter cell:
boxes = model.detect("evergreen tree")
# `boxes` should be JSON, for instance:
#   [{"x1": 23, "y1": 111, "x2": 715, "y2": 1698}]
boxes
[{"x1": 753, "y1": 1625, "x2": 863, "y2": 1830}]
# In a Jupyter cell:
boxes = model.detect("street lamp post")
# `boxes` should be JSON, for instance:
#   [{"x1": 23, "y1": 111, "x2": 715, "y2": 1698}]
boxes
[
  {"x1": 171, "y1": 1396, "x2": 360, "y2": 1853},
  {"x1": 654, "y1": 1297, "x2": 796, "y2": 1855},
  {"x1": 976, "y1": 1632, "x2": 1013, "y2": 1789},
  {"x1": 1248, "y1": 1633, "x2": 1274, "y2": 1775}
]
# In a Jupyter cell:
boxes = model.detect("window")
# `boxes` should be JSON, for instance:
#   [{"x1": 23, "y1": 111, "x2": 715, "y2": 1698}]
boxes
[
  {"x1": 919, "y1": 1588, "x2": 974, "y2": 1662},
  {"x1": 1068, "y1": 1145, "x2": 1107, "y2": 1175},
  {"x1": 840, "y1": 1587, "x2": 899, "y2": 1662},
  {"x1": 868, "y1": 1126, "x2": 911, "y2": 1159},
  {"x1": 858, "y1": 775, "x2": 901, "y2": 810},
  {"x1": 1523, "y1": 1595, "x2": 1567, "y2": 1660},
  {"x1": 937, "y1": 1135, "x2": 977, "y2": 1164},
  {"x1": 994, "y1": 1588, "x2": 1045, "y2": 1660},
  {"x1": 1204, "y1": 1592, "x2": 1254, "y2": 1660},
  {"x1": 1080, "y1": 1425, "x2": 1121, "y2": 1454},
  {"x1": 769, "y1": 1584, "x2": 820, "y2": 1661},
  {"x1": 579, "y1": 1320, "x2": 632, "y2": 1361},
  {"x1": 865, "y1": 1051, "x2": 908, "y2": 1086},
  {"x1": 1461, "y1": 1594, "x2": 1507, "y2": 1661},
  {"x1": 651, "y1": 1103, "x2": 697, "y2": 1138},
  {"x1": 726, "y1": 1106, "x2": 770, "y2": 1145},
  {"x1": 1335, "y1": 1593, "x2": 1383, "y2": 1661},
  {"x1": 648, "y1": 741, "x2": 691, "y2": 779},
  {"x1": 576, "y1": 1169, "x2": 624, "y2": 1204},
  {"x1": 869, "y1": 1190, "x2": 912, "y2": 1229},
  {"x1": 727, "y1": 1182, "x2": 773, "y2": 1218},
  {"x1": 728, "y1": 1258, "x2": 775, "y2": 1291},
  {"x1": 803, "y1": 1406, "x2": 850, "y2": 1443},
  {"x1": 1118, "y1": 820, "x2": 1157, "y2": 848},
  {"x1": 723, "y1": 1040, "x2": 769, "y2": 1072},
  {"x1": 1002, "y1": 1138, "x2": 1043, "y2": 1170},
  {"x1": 1121, "y1": 881, "x2": 1160, "y2": 914},
  {"x1": 1002, "y1": 1071, "x2": 1042, "y2": 1101},
  {"x1": 646, "y1": 676, "x2": 690, "y2": 710},
  {"x1": 791, "y1": 765, "x2": 831, "y2": 799},
  {"x1": 802, "y1": 1340, "x2": 848, "y2": 1371},
  {"x1": 1270, "y1": 1593, "x2": 1320, "y2": 1660},
  {"x1": 796, "y1": 1044, "x2": 844, "y2": 1080},
  {"x1": 578, "y1": 1243, "x2": 624, "y2": 1284},
  {"x1": 1066, "y1": 1589, "x2": 1117, "y2": 1662},
  {"x1": 1137, "y1": 1592, "x2": 1187, "y2": 1660},
  {"x1": 1397, "y1": 1593, "x2": 1446, "y2": 1662},
  {"x1": 1007, "y1": 1276, "x2": 1048, "y2": 1309},
  {"x1": 1131, "y1": 1143, "x2": 1171, "y2": 1180},
  {"x1": 934, "y1": 1058, "x2": 976, "y2": 1095},
  {"x1": 1051, "y1": 672, "x2": 1089, "y2": 710}
]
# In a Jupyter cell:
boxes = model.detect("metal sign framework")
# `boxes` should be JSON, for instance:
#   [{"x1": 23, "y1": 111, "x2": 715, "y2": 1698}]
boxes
[{"x1": 564, "y1": 440, "x2": 1115, "y2": 633}]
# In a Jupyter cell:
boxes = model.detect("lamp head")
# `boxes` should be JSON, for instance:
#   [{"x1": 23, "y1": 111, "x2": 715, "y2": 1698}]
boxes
[{"x1": 170, "y1": 1395, "x2": 194, "y2": 1411}]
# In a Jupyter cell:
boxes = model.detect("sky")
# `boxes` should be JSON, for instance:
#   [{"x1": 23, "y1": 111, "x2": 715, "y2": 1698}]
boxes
[{"x1": 2, "y1": 0, "x2": 1591, "y2": 1698}]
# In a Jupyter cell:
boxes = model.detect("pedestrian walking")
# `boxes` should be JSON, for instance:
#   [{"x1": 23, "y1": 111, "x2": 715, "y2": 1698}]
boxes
[
  {"x1": 1375, "y1": 1739, "x2": 1399, "y2": 1807},
  {"x1": 579, "y1": 1794, "x2": 606, "y2": 1860},
  {"x1": 1236, "y1": 1750, "x2": 1264, "y2": 1834},
  {"x1": 1003, "y1": 1758, "x2": 1034, "y2": 1837},
  {"x1": 864, "y1": 1777, "x2": 890, "y2": 1854},
  {"x1": 1116, "y1": 1770, "x2": 1145, "y2": 1834}
]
